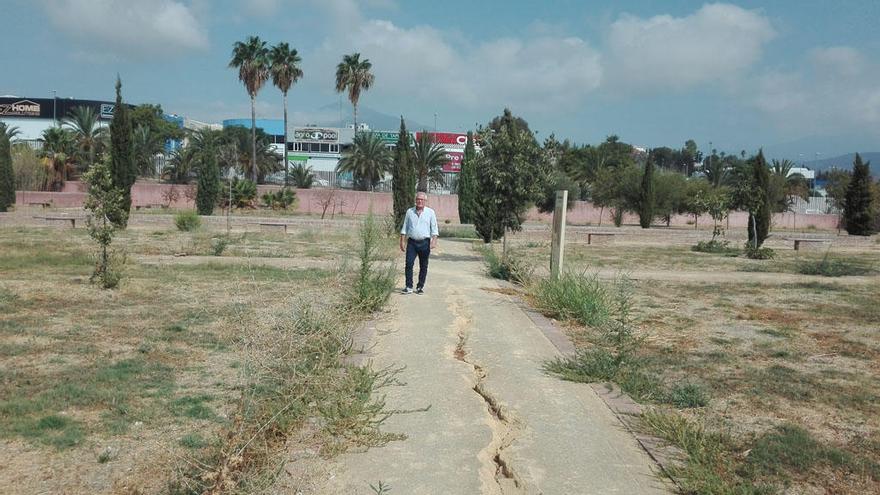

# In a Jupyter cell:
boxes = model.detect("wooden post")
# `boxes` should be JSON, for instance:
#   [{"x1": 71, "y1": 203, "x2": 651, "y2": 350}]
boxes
[{"x1": 550, "y1": 190, "x2": 568, "y2": 280}]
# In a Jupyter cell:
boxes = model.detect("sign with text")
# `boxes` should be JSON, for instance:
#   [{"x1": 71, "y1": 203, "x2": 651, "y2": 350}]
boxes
[
  {"x1": 0, "y1": 99, "x2": 40, "y2": 117},
  {"x1": 415, "y1": 131, "x2": 469, "y2": 149},
  {"x1": 443, "y1": 151, "x2": 463, "y2": 173},
  {"x1": 293, "y1": 128, "x2": 338, "y2": 142}
]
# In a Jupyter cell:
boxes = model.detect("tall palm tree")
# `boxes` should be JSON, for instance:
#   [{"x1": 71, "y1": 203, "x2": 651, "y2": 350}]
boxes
[
  {"x1": 412, "y1": 132, "x2": 447, "y2": 192},
  {"x1": 63, "y1": 105, "x2": 107, "y2": 173},
  {"x1": 336, "y1": 132, "x2": 391, "y2": 191},
  {"x1": 229, "y1": 35, "x2": 270, "y2": 182},
  {"x1": 269, "y1": 42, "x2": 303, "y2": 187},
  {"x1": 335, "y1": 53, "x2": 375, "y2": 131}
]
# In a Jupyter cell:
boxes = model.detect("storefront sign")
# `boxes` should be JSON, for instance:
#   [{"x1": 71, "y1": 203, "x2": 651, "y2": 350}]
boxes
[
  {"x1": 294, "y1": 128, "x2": 338, "y2": 142},
  {"x1": 415, "y1": 131, "x2": 469, "y2": 148},
  {"x1": 100, "y1": 104, "x2": 115, "y2": 119},
  {"x1": 443, "y1": 151, "x2": 463, "y2": 173},
  {"x1": 0, "y1": 99, "x2": 41, "y2": 117}
]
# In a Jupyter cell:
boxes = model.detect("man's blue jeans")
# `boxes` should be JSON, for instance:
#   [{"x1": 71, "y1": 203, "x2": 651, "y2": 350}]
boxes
[{"x1": 405, "y1": 238, "x2": 431, "y2": 289}]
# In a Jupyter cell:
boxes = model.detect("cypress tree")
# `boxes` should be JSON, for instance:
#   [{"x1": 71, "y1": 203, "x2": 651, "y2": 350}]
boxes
[
  {"x1": 109, "y1": 76, "x2": 135, "y2": 227},
  {"x1": 0, "y1": 131, "x2": 14, "y2": 212},
  {"x1": 196, "y1": 153, "x2": 220, "y2": 215},
  {"x1": 458, "y1": 131, "x2": 478, "y2": 224},
  {"x1": 391, "y1": 117, "x2": 415, "y2": 230},
  {"x1": 844, "y1": 153, "x2": 874, "y2": 235},
  {"x1": 747, "y1": 150, "x2": 772, "y2": 247},
  {"x1": 638, "y1": 157, "x2": 655, "y2": 228}
]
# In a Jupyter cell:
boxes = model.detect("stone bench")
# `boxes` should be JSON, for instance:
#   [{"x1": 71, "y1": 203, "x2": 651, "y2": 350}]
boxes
[
  {"x1": 135, "y1": 204, "x2": 166, "y2": 210},
  {"x1": 793, "y1": 239, "x2": 830, "y2": 251},
  {"x1": 587, "y1": 232, "x2": 616, "y2": 245},
  {"x1": 37, "y1": 216, "x2": 81, "y2": 228},
  {"x1": 253, "y1": 222, "x2": 289, "y2": 234},
  {"x1": 27, "y1": 202, "x2": 52, "y2": 208}
]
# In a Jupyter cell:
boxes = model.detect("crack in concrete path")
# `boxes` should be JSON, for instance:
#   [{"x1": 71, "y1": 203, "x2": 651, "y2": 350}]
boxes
[{"x1": 448, "y1": 294, "x2": 524, "y2": 495}]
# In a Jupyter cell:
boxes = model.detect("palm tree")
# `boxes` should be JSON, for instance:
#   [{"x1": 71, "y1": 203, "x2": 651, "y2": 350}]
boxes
[
  {"x1": 335, "y1": 53, "x2": 375, "y2": 131},
  {"x1": 290, "y1": 162, "x2": 314, "y2": 188},
  {"x1": 40, "y1": 127, "x2": 75, "y2": 188},
  {"x1": 336, "y1": 132, "x2": 391, "y2": 191},
  {"x1": 133, "y1": 125, "x2": 165, "y2": 177},
  {"x1": 63, "y1": 105, "x2": 107, "y2": 173},
  {"x1": 229, "y1": 36, "x2": 270, "y2": 182},
  {"x1": 269, "y1": 42, "x2": 303, "y2": 187},
  {"x1": 2, "y1": 123, "x2": 21, "y2": 141},
  {"x1": 412, "y1": 131, "x2": 447, "y2": 192}
]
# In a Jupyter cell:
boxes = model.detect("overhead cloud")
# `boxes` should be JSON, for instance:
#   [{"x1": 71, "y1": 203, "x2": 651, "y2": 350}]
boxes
[
  {"x1": 310, "y1": 17, "x2": 601, "y2": 114},
  {"x1": 750, "y1": 46, "x2": 880, "y2": 135},
  {"x1": 40, "y1": 0, "x2": 208, "y2": 59},
  {"x1": 603, "y1": 3, "x2": 775, "y2": 92}
]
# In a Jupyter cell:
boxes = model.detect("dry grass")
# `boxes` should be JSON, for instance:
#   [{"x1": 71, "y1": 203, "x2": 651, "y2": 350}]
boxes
[
  {"x1": 0, "y1": 219, "x2": 393, "y2": 494},
  {"x1": 517, "y1": 228, "x2": 880, "y2": 494}
]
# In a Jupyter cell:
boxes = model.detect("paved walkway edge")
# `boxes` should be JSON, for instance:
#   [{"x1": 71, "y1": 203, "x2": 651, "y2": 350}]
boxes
[{"x1": 505, "y1": 283, "x2": 685, "y2": 492}]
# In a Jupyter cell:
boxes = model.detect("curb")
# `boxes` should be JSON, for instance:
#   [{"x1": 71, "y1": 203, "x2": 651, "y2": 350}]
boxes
[{"x1": 497, "y1": 279, "x2": 684, "y2": 491}]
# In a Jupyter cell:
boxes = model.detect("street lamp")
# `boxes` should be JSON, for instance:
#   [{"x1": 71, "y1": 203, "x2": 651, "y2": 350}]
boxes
[
  {"x1": 433, "y1": 113, "x2": 437, "y2": 133},
  {"x1": 52, "y1": 90, "x2": 57, "y2": 126}
]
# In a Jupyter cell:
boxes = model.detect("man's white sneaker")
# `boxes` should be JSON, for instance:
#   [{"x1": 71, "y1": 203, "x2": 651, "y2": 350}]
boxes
[
  {"x1": 415, "y1": 288, "x2": 424, "y2": 295},
  {"x1": 402, "y1": 287, "x2": 413, "y2": 294}
]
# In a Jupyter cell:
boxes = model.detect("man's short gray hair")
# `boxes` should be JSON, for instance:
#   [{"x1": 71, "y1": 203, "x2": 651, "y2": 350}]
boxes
[{"x1": 416, "y1": 191, "x2": 427, "y2": 199}]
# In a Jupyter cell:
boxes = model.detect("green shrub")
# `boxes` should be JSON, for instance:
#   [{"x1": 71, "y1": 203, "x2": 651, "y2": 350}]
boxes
[
  {"x1": 349, "y1": 213, "x2": 395, "y2": 312},
  {"x1": 210, "y1": 236, "x2": 229, "y2": 256},
  {"x1": 796, "y1": 253, "x2": 873, "y2": 277},
  {"x1": 744, "y1": 243, "x2": 775, "y2": 260},
  {"x1": 480, "y1": 247, "x2": 532, "y2": 285},
  {"x1": 668, "y1": 382, "x2": 710, "y2": 408},
  {"x1": 439, "y1": 225, "x2": 480, "y2": 239},
  {"x1": 532, "y1": 270, "x2": 610, "y2": 327},
  {"x1": 261, "y1": 188, "x2": 296, "y2": 209},
  {"x1": 692, "y1": 240, "x2": 739, "y2": 255},
  {"x1": 174, "y1": 210, "x2": 201, "y2": 232},
  {"x1": 224, "y1": 178, "x2": 256, "y2": 208}
]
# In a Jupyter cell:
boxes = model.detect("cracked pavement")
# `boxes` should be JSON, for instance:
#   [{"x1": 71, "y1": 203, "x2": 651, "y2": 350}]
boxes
[{"x1": 313, "y1": 239, "x2": 670, "y2": 494}]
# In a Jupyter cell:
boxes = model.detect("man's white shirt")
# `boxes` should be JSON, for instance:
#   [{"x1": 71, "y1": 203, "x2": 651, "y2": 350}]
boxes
[{"x1": 400, "y1": 206, "x2": 439, "y2": 240}]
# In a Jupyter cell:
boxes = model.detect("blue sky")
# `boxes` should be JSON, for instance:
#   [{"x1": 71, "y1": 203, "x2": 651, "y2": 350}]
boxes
[{"x1": 3, "y1": 1, "x2": 879, "y2": 159}]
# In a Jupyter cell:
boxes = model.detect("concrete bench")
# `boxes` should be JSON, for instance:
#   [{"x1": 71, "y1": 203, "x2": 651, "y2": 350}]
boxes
[
  {"x1": 37, "y1": 216, "x2": 81, "y2": 228},
  {"x1": 27, "y1": 202, "x2": 51, "y2": 208},
  {"x1": 135, "y1": 204, "x2": 166, "y2": 210},
  {"x1": 793, "y1": 239, "x2": 830, "y2": 251},
  {"x1": 587, "y1": 232, "x2": 616, "y2": 245},
  {"x1": 254, "y1": 222, "x2": 289, "y2": 234}
]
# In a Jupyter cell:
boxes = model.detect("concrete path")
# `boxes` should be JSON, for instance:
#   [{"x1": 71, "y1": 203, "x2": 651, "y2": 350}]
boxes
[{"x1": 315, "y1": 239, "x2": 670, "y2": 494}]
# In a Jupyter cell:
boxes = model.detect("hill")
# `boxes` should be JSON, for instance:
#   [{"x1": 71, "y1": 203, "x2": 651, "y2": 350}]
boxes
[
  {"x1": 315, "y1": 104, "x2": 428, "y2": 132},
  {"x1": 803, "y1": 152, "x2": 880, "y2": 173}
]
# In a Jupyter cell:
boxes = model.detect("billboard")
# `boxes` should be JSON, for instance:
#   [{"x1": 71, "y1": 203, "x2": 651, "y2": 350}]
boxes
[
  {"x1": 414, "y1": 131, "x2": 469, "y2": 149},
  {"x1": 0, "y1": 97, "x2": 124, "y2": 120},
  {"x1": 293, "y1": 128, "x2": 338, "y2": 142}
]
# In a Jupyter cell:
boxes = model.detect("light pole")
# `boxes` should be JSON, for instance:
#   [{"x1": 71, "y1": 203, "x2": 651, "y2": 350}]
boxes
[
  {"x1": 52, "y1": 90, "x2": 57, "y2": 126},
  {"x1": 433, "y1": 113, "x2": 437, "y2": 133}
]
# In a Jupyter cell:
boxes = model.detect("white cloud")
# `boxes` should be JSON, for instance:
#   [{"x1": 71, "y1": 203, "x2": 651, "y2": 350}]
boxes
[
  {"x1": 603, "y1": 3, "x2": 775, "y2": 92},
  {"x1": 809, "y1": 46, "x2": 865, "y2": 77},
  {"x1": 750, "y1": 46, "x2": 880, "y2": 135},
  {"x1": 310, "y1": 17, "x2": 602, "y2": 114},
  {"x1": 40, "y1": 0, "x2": 208, "y2": 59}
]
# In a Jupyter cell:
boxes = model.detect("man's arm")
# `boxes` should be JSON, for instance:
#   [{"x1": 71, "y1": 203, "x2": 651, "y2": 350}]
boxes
[
  {"x1": 400, "y1": 211, "x2": 410, "y2": 252},
  {"x1": 430, "y1": 210, "x2": 439, "y2": 249}
]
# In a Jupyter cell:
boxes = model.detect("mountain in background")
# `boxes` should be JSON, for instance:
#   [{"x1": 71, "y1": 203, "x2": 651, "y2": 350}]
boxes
[
  {"x1": 761, "y1": 132, "x2": 878, "y2": 164},
  {"x1": 315, "y1": 103, "x2": 428, "y2": 132},
  {"x1": 803, "y1": 152, "x2": 880, "y2": 173}
]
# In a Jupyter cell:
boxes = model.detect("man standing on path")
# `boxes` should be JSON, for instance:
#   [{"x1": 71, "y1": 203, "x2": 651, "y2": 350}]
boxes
[{"x1": 400, "y1": 191, "x2": 439, "y2": 294}]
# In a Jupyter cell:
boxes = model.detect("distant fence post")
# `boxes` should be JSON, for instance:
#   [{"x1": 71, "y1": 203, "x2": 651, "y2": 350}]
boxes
[{"x1": 550, "y1": 190, "x2": 568, "y2": 280}]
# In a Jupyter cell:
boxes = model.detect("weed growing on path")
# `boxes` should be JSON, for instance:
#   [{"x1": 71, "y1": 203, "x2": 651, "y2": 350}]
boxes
[{"x1": 349, "y1": 213, "x2": 395, "y2": 312}]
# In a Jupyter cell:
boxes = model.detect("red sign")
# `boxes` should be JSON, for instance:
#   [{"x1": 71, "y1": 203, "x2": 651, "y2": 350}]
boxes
[
  {"x1": 443, "y1": 151, "x2": 463, "y2": 173},
  {"x1": 415, "y1": 131, "x2": 469, "y2": 148}
]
